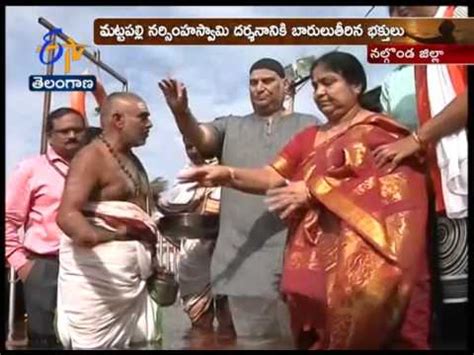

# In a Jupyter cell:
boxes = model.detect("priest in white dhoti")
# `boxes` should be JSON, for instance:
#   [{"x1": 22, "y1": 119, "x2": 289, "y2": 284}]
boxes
[
  {"x1": 55, "y1": 92, "x2": 162, "y2": 349},
  {"x1": 57, "y1": 202, "x2": 162, "y2": 349}
]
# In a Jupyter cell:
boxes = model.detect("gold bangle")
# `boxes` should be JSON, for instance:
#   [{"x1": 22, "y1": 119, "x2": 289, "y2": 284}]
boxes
[
  {"x1": 228, "y1": 167, "x2": 236, "y2": 182},
  {"x1": 411, "y1": 131, "x2": 426, "y2": 151},
  {"x1": 305, "y1": 186, "x2": 313, "y2": 205}
]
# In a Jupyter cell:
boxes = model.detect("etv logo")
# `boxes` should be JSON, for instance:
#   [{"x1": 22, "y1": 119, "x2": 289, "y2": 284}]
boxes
[{"x1": 36, "y1": 28, "x2": 88, "y2": 74}]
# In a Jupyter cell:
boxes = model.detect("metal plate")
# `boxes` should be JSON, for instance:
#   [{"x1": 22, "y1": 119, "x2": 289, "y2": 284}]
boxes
[{"x1": 158, "y1": 213, "x2": 219, "y2": 243}]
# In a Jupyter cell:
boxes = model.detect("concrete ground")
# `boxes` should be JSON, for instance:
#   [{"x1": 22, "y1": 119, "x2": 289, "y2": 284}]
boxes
[
  {"x1": 4, "y1": 295, "x2": 468, "y2": 350},
  {"x1": 5, "y1": 302, "x2": 294, "y2": 350}
]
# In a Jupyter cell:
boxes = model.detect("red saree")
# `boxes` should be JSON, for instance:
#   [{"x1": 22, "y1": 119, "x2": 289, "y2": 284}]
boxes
[{"x1": 271, "y1": 113, "x2": 428, "y2": 349}]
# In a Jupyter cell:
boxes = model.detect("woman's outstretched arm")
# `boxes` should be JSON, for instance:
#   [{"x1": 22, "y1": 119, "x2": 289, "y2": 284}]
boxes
[{"x1": 178, "y1": 165, "x2": 286, "y2": 195}]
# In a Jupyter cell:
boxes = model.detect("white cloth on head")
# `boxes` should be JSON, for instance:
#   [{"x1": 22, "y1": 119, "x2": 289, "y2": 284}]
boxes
[
  {"x1": 158, "y1": 160, "x2": 219, "y2": 298},
  {"x1": 57, "y1": 201, "x2": 161, "y2": 350},
  {"x1": 158, "y1": 180, "x2": 204, "y2": 213},
  {"x1": 159, "y1": 160, "x2": 219, "y2": 213},
  {"x1": 425, "y1": 6, "x2": 468, "y2": 219}
]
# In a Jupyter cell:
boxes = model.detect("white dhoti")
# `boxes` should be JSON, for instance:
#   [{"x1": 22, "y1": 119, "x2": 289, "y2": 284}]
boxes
[
  {"x1": 178, "y1": 239, "x2": 214, "y2": 297},
  {"x1": 178, "y1": 239, "x2": 215, "y2": 323},
  {"x1": 57, "y1": 201, "x2": 161, "y2": 349}
]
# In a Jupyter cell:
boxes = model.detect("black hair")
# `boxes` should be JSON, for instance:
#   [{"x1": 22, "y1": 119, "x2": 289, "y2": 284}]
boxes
[
  {"x1": 46, "y1": 107, "x2": 84, "y2": 134},
  {"x1": 310, "y1": 51, "x2": 367, "y2": 97},
  {"x1": 85, "y1": 126, "x2": 103, "y2": 144},
  {"x1": 439, "y1": 19, "x2": 455, "y2": 35},
  {"x1": 249, "y1": 58, "x2": 285, "y2": 78}
]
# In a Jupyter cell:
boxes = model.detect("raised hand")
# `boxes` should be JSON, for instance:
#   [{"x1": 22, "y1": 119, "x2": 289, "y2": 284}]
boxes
[{"x1": 158, "y1": 78, "x2": 189, "y2": 116}]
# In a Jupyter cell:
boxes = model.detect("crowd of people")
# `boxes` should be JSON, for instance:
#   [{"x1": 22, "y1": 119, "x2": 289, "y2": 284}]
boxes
[{"x1": 5, "y1": 6, "x2": 467, "y2": 350}]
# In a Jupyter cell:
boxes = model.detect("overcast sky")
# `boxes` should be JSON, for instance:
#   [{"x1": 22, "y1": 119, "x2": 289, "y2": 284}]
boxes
[{"x1": 5, "y1": 6, "x2": 396, "y2": 184}]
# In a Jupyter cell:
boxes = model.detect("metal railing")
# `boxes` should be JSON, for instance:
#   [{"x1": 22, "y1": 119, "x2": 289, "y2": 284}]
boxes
[{"x1": 6, "y1": 267, "x2": 19, "y2": 343}]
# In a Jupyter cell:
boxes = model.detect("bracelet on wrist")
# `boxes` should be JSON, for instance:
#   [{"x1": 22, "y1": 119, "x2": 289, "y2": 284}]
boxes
[
  {"x1": 411, "y1": 131, "x2": 427, "y2": 151},
  {"x1": 228, "y1": 167, "x2": 236, "y2": 182},
  {"x1": 305, "y1": 186, "x2": 313, "y2": 206}
]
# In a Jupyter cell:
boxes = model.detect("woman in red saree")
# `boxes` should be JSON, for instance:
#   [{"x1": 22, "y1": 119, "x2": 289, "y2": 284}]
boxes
[{"x1": 179, "y1": 51, "x2": 429, "y2": 349}]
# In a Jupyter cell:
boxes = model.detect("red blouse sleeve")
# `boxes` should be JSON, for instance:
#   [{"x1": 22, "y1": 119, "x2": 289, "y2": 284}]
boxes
[{"x1": 270, "y1": 126, "x2": 317, "y2": 179}]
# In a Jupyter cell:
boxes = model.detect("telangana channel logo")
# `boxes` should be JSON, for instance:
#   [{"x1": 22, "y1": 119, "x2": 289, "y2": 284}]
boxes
[{"x1": 30, "y1": 27, "x2": 96, "y2": 92}]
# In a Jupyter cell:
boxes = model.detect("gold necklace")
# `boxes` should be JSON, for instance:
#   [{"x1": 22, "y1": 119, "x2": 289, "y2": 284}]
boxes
[{"x1": 98, "y1": 134, "x2": 142, "y2": 197}]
